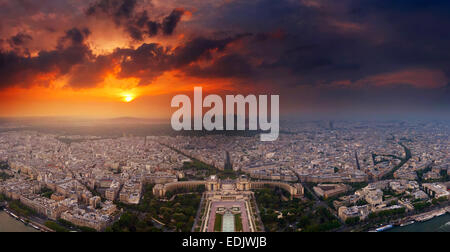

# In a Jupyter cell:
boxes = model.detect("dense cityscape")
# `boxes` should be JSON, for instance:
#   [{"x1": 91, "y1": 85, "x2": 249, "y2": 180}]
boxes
[{"x1": 0, "y1": 120, "x2": 449, "y2": 232}]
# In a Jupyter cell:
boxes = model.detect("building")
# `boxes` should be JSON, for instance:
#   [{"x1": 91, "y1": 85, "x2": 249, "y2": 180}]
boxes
[
  {"x1": 338, "y1": 205, "x2": 370, "y2": 221},
  {"x1": 422, "y1": 183, "x2": 450, "y2": 199},
  {"x1": 313, "y1": 184, "x2": 350, "y2": 199},
  {"x1": 365, "y1": 189, "x2": 384, "y2": 205},
  {"x1": 60, "y1": 208, "x2": 111, "y2": 231}
]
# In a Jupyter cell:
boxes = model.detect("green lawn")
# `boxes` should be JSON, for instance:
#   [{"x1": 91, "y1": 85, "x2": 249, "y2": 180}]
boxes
[
  {"x1": 214, "y1": 213, "x2": 223, "y2": 232},
  {"x1": 235, "y1": 214, "x2": 243, "y2": 232},
  {"x1": 45, "y1": 221, "x2": 69, "y2": 232},
  {"x1": 8, "y1": 200, "x2": 37, "y2": 217}
]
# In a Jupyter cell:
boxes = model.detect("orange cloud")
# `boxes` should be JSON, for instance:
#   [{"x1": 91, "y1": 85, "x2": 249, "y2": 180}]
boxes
[
  {"x1": 357, "y1": 68, "x2": 448, "y2": 89},
  {"x1": 328, "y1": 20, "x2": 365, "y2": 33}
]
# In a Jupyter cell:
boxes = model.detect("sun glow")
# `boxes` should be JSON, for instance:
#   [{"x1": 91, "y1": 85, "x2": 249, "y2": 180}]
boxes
[{"x1": 123, "y1": 94, "x2": 135, "y2": 103}]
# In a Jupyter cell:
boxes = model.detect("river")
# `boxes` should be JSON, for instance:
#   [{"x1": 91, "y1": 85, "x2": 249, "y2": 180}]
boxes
[
  {"x1": 387, "y1": 213, "x2": 450, "y2": 232},
  {"x1": 0, "y1": 211, "x2": 39, "y2": 232}
]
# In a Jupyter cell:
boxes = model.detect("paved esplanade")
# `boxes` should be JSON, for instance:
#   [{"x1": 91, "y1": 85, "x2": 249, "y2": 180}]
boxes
[
  {"x1": 222, "y1": 210, "x2": 235, "y2": 232},
  {"x1": 207, "y1": 201, "x2": 250, "y2": 232}
]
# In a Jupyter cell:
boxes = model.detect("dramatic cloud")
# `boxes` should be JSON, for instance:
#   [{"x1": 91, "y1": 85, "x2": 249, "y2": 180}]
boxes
[
  {"x1": 86, "y1": 0, "x2": 138, "y2": 23},
  {"x1": 161, "y1": 8, "x2": 185, "y2": 35},
  {"x1": 185, "y1": 54, "x2": 254, "y2": 78},
  {"x1": 86, "y1": 0, "x2": 186, "y2": 40},
  {"x1": 58, "y1": 28, "x2": 91, "y2": 47},
  {"x1": 114, "y1": 34, "x2": 250, "y2": 84},
  {"x1": 1, "y1": 0, "x2": 450, "y2": 117},
  {"x1": 0, "y1": 28, "x2": 92, "y2": 88},
  {"x1": 356, "y1": 69, "x2": 448, "y2": 89},
  {"x1": 0, "y1": 25, "x2": 250, "y2": 89},
  {"x1": 8, "y1": 33, "x2": 33, "y2": 47}
]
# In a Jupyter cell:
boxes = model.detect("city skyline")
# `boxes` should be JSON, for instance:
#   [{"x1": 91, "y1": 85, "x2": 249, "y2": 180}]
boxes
[{"x1": 1, "y1": 120, "x2": 449, "y2": 233}]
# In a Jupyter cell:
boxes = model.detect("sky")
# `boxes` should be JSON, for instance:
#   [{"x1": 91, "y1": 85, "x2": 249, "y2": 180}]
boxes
[{"x1": 0, "y1": 0, "x2": 449, "y2": 119}]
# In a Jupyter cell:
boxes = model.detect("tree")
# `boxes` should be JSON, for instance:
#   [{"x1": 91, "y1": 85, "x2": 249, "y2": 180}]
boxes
[{"x1": 345, "y1": 217, "x2": 360, "y2": 225}]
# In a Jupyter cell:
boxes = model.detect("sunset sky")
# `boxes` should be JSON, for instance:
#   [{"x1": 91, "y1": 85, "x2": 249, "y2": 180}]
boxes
[{"x1": 0, "y1": 0, "x2": 449, "y2": 119}]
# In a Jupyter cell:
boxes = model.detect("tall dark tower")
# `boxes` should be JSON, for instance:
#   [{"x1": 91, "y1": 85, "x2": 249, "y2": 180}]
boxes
[{"x1": 224, "y1": 151, "x2": 233, "y2": 171}]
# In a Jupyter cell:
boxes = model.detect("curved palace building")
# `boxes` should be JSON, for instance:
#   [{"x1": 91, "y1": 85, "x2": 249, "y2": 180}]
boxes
[{"x1": 153, "y1": 175, "x2": 304, "y2": 232}]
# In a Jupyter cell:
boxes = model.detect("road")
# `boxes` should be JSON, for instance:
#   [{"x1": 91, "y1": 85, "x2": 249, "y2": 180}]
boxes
[
  {"x1": 191, "y1": 192, "x2": 205, "y2": 232},
  {"x1": 3, "y1": 204, "x2": 54, "y2": 232},
  {"x1": 285, "y1": 165, "x2": 346, "y2": 227},
  {"x1": 164, "y1": 140, "x2": 347, "y2": 229}
]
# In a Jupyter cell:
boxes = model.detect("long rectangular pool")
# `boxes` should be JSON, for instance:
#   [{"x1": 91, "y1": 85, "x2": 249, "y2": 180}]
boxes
[{"x1": 222, "y1": 211, "x2": 235, "y2": 232}]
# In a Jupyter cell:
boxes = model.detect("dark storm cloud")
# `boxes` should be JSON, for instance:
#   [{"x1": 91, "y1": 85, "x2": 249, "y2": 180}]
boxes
[
  {"x1": 1, "y1": 0, "x2": 450, "y2": 114},
  {"x1": 203, "y1": 0, "x2": 450, "y2": 92},
  {"x1": 66, "y1": 34, "x2": 252, "y2": 88},
  {"x1": 0, "y1": 21, "x2": 249, "y2": 89},
  {"x1": 74, "y1": 33, "x2": 251, "y2": 85},
  {"x1": 146, "y1": 21, "x2": 161, "y2": 36},
  {"x1": 171, "y1": 34, "x2": 251, "y2": 67},
  {"x1": 114, "y1": 34, "x2": 250, "y2": 84},
  {"x1": 176, "y1": 0, "x2": 450, "y2": 115},
  {"x1": 0, "y1": 28, "x2": 92, "y2": 89},
  {"x1": 68, "y1": 55, "x2": 114, "y2": 88},
  {"x1": 86, "y1": 0, "x2": 185, "y2": 40},
  {"x1": 8, "y1": 33, "x2": 33, "y2": 47},
  {"x1": 352, "y1": 0, "x2": 450, "y2": 12},
  {"x1": 115, "y1": 0, "x2": 137, "y2": 19},
  {"x1": 185, "y1": 54, "x2": 253, "y2": 78},
  {"x1": 113, "y1": 43, "x2": 170, "y2": 82},
  {"x1": 86, "y1": 0, "x2": 137, "y2": 24},
  {"x1": 59, "y1": 28, "x2": 91, "y2": 46},
  {"x1": 161, "y1": 8, "x2": 185, "y2": 35},
  {"x1": 86, "y1": 0, "x2": 143, "y2": 40},
  {"x1": 131, "y1": 8, "x2": 186, "y2": 39},
  {"x1": 127, "y1": 25, "x2": 145, "y2": 41}
]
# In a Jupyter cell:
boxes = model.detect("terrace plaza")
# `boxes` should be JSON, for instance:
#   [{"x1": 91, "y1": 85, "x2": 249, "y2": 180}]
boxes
[
  {"x1": 201, "y1": 177, "x2": 257, "y2": 232},
  {"x1": 152, "y1": 175, "x2": 304, "y2": 232}
]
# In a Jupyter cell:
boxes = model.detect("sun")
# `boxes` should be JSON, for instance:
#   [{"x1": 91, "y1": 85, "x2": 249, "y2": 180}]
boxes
[{"x1": 122, "y1": 94, "x2": 135, "y2": 103}]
